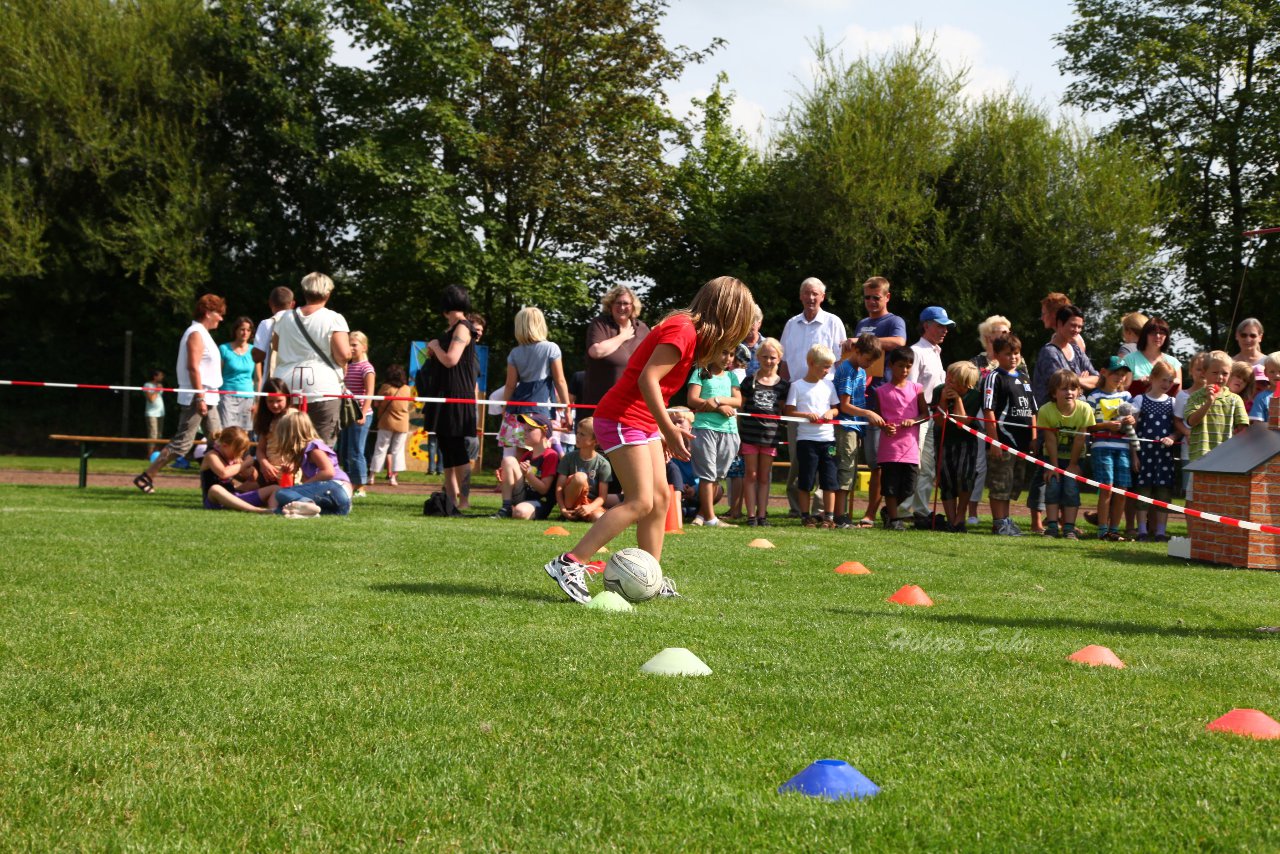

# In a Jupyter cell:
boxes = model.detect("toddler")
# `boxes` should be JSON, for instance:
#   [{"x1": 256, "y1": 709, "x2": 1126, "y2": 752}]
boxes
[
  {"x1": 1036, "y1": 370, "x2": 1093, "y2": 539},
  {"x1": 783, "y1": 344, "x2": 840, "y2": 528}
]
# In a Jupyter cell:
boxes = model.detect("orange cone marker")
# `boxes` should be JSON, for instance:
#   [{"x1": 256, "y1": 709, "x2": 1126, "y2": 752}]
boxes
[
  {"x1": 543, "y1": 525, "x2": 570, "y2": 536},
  {"x1": 1206, "y1": 709, "x2": 1280, "y2": 740},
  {"x1": 664, "y1": 485, "x2": 684, "y2": 534},
  {"x1": 887, "y1": 585, "x2": 933, "y2": 606},
  {"x1": 1067, "y1": 645, "x2": 1125, "y2": 669},
  {"x1": 748, "y1": 538, "x2": 775, "y2": 549},
  {"x1": 835, "y1": 561, "x2": 871, "y2": 575},
  {"x1": 585, "y1": 560, "x2": 606, "y2": 574}
]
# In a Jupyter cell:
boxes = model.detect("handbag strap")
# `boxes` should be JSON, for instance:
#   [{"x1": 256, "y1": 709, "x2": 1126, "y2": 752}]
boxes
[{"x1": 291, "y1": 308, "x2": 349, "y2": 394}]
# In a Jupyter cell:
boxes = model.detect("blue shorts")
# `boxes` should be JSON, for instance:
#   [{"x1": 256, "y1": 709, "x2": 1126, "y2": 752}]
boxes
[
  {"x1": 1091, "y1": 446, "x2": 1132, "y2": 489},
  {"x1": 1044, "y1": 472, "x2": 1081, "y2": 508}
]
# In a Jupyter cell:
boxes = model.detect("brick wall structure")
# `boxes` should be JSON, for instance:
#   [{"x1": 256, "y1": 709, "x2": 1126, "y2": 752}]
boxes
[{"x1": 1186, "y1": 394, "x2": 1280, "y2": 570}]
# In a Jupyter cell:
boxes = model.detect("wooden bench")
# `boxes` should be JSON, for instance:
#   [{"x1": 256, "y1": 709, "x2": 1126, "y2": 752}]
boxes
[{"x1": 48, "y1": 434, "x2": 254, "y2": 488}]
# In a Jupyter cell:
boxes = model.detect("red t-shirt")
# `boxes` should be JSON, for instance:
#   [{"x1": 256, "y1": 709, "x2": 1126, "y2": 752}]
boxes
[{"x1": 594, "y1": 313, "x2": 697, "y2": 431}]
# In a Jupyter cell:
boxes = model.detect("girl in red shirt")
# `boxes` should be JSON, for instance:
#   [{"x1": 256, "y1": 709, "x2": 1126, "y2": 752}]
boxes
[{"x1": 543, "y1": 276, "x2": 756, "y2": 603}]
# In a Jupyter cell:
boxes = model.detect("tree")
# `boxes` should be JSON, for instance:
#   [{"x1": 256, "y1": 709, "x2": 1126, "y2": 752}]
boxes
[
  {"x1": 1057, "y1": 0, "x2": 1280, "y2": 346},
  {"x1": 931, "y1": 93, "x2": 1164, "y2": 348},
  {"x1": 642, "y1": 75, "x2": 781, "y2": 316},
  {"x1": 334, "y1": 0, "x2": 715, "y2": 357},
  {"x1": 767, "y1": 35, "x2": 962, "y2": 313}
]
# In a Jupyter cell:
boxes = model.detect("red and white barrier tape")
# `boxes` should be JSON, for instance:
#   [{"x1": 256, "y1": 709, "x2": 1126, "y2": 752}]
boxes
[
  {"x1": 0, "y1": 379, "x2": 868, "y2": 426},
  {"x1": 943, "y1": 414, "x2": 1280, "y2": 536}
]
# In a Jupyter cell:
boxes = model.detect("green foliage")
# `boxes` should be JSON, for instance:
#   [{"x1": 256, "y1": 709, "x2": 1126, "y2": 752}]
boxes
[
  {"x1": 647, "y1": 37, "x2": 1163, "y2": 357},
  {"x1": 1058, "y1": 0, "x2": 1280, "y2": 346},
  {"x1": 933, "y1": 94, "x2": 1164, "y2": 345},
  {"x1": 335, "y1": 0, "x2": 712, "y2": 358}
]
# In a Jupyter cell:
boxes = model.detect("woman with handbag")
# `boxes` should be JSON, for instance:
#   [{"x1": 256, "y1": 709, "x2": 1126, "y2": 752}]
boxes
[
  {"x1": 270, "y1": 272, "x2": 352, "y2": 446},
  {"x1": 417, "y1": 285, "x2": 478, "y2": 513}
]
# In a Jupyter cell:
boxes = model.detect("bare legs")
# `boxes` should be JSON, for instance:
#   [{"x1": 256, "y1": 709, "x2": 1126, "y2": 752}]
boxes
[{"x1": 568, "y1": 442, "x2": 668, "y2": 562}]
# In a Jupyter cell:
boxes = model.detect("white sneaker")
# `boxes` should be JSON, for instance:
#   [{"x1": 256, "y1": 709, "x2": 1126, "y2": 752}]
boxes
[
  {"x1": 691, "y1": 516, "x2": 706, "y2": 526},
  {"x1": 658, "y1": 576, "x2": 682, "y2": 598},
  {"x1": 966, "y1": 515, "x2": 980, "y2": 526},
  {"x1": 704, "y1": 518, "x2": 736, "y2": 528},
  {"x1": 544, "y1": 553, "x2": 592, "y2": 604}
]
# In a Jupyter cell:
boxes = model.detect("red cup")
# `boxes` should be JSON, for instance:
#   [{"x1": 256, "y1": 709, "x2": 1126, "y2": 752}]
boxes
[{"x1": 279, "y1": 470, "x2": 294, "y2": 487}]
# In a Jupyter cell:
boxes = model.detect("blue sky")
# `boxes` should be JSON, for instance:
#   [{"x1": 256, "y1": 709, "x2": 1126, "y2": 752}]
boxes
[{"x1": 659, "y1": 0, "x2": 1089, "y2": 142}]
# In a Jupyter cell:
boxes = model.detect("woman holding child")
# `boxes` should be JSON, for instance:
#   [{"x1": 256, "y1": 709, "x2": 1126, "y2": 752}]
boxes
[{"x1": 1122, "y1": 316, "x2": 1182, "y2": 392}]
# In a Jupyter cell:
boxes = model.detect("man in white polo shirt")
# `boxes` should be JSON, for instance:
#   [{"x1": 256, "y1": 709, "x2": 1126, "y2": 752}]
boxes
[
  {"x1": 898, "y1": 306, "x2": 954, "y2": 527},
  {"x1": 778, "y1": 277, "x2": 847, "y2": 516}
]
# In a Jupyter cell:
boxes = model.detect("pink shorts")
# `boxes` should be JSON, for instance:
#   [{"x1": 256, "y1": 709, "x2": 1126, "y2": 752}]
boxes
[
  {"x1": 593, "y1": 417, "x2": 660, "y2": 454},
  {"x1": 740, "y1": 442, "x2": 777, "y2": 458}
]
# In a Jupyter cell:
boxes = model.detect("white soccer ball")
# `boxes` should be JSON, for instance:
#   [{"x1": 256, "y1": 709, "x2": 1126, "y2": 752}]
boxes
[{"x1": 603, "y1": 547, "x2": 664, "y2": 602}]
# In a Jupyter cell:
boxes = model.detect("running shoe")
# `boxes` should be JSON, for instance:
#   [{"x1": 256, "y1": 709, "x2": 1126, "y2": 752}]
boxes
[{"x1": 544, "y1": 553, "x2": 591, "y2": 604}]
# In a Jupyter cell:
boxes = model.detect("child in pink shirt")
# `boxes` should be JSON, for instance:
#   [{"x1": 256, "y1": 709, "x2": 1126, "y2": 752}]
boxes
[{"x1": 876, "y1": 347, "x2": 927, "y2": 530}]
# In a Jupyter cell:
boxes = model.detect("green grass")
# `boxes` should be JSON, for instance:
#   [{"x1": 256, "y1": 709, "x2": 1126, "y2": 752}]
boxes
[{"x1": 1, "y1": 482, "x2": 1278, "y2": 850}]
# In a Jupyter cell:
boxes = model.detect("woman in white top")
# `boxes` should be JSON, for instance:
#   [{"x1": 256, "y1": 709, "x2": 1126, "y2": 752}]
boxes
[
  {"x1": 134, "y1": 294, "x2": 226, "y2": 493},
  {"x1": 271, "y1": 272, "x2": 351, "y2": 446}
]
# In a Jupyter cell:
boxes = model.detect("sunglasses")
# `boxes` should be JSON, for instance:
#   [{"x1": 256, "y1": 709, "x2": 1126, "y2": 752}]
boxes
[{"x1": 863, "y1": 294, "x2": 885, "y2": 302}]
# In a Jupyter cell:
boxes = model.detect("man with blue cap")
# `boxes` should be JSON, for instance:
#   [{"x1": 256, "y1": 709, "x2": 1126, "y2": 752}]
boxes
[{"x1": 898, "y1": 306, "x2": 955, "y2": 527}]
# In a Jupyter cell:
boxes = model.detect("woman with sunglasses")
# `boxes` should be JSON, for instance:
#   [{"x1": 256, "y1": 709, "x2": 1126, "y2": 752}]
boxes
[{"x1": 1232, "y1": 318, "x2": 1266, "y2": 367}]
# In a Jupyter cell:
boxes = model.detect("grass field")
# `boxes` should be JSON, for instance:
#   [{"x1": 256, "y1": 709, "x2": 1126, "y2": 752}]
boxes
[{"x1": 2, "y1": 479, "x2": 1280, "y2": 851}]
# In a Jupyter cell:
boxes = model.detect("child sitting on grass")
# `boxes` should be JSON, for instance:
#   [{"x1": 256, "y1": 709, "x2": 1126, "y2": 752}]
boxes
[
  {"x1": 1185, "y1": 351, "x2": 1250, "y2": 497},
  {"x1": 556, "y1": 417, "x2": 612, "y2": 522},
  {"x1": 981, "y1": 334, "x2": 1037, "y2": 536},
  {"x1": 1036, "y1": 369, "x2": 1093, "y2": 539},
  {"x1": 201, "y1": 426, "x2": 272, "y2": 512},
  {"x1": 269, "y1": 410, "x2": 354, "y2": 517},
  {"x1": 835, "y1": 334, "x2": 886, "y2": 528},
  {"x1": 1087, "y1": 357, "x2": 1136, "y2": 541},
  {"x1": 494, "y1": 412, "x2": 560, "y2": 520},
  {"x1": 875, "y1": 347, "x2": 927, "y2": 531},
  {"x1": 784, "y1": 344, "x2": 840, "y2": 529},
  {"x1": 933, "y1": 361, "x2": 982, "y2": 533},
  {"x1": 686, "y1": 348, "x2": 742, "y2": 527}
]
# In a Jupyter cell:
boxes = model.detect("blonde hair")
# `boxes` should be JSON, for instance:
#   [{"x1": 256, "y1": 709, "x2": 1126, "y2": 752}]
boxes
[
  {"x1": 977, "y1": 315, "x2": 1012, "y2": 345},
  {"x1": 670, "y1": 276, "x2": 756, "y2": 368},
  {"x1": 862, "y1": 276, "x2": 890, "y2": 294},
  {"x1": 270, "y1": 410, "x2": 321, "y2": 469},
  {"x1": 214, "y1": 426, "x2": 252, "y2": 459},
  {"x1": 299, "y1": 272, "x2": 334, "y2": 303},
  {"x1": 349, "y1": 330, "x2": 369, "y2": 350},
  {"x1": 1206, "y1": 350, "x2": 1233, "y2": 371},
  {"x1": 1230, "y1": 360, "x2": 1255, "y2": 398},
  {"x1": 1121, "y1": 311, "x2": 1148, "y2": 336},
  {"x1": 1265, "y1": 352, "x2": 1280, "y2": 374},
  {"x1": 514, "y1": 306, "x2": 549, "y2": 346},
  {"x1": 601, "y1": 286, "x2": 642, "y2": 321},
  {"x1": 756, "y1": 336, "x2": 783, "y2": 361},
  {"x1": 946, "y1": 361, "x2": 981, "y2": 391},
  {"x1": 806, "y1": 344, "x2": 836, "y2": 368}
]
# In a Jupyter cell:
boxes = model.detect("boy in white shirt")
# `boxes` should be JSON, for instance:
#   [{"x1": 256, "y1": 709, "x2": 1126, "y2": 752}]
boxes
[{"x1": 784, "y1": 345, "x2": 840, "y2": 529}]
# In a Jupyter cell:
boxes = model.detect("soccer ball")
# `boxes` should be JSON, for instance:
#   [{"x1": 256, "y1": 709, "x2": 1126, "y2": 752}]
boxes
[{"x1": 603, "y1": 548, "x2": 664, "y2": 602}]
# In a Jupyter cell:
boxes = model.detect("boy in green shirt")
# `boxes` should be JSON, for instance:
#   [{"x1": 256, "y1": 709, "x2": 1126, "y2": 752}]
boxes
[{"x1": 1036, "y1": 369, "x2": 1095, "y2": 539}]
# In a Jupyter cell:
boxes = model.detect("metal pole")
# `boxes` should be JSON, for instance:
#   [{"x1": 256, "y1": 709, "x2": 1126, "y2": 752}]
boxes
[{"x1": 121, "y1": 330, "x2": 132, "y2": 452}]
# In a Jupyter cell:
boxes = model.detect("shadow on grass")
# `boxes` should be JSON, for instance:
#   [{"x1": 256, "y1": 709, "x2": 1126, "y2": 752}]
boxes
[
  {"x1": 370, "y1": 581, "x2": 553, "y2": 603},
  {"x1": 825, "y1": 607, "x2": 1271, "y2": 641}
]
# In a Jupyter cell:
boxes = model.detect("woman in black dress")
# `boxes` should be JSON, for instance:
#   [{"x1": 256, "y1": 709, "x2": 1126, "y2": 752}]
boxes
[{"x1": 419, "y1": 285, "x2": 478, "y2": 511}]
